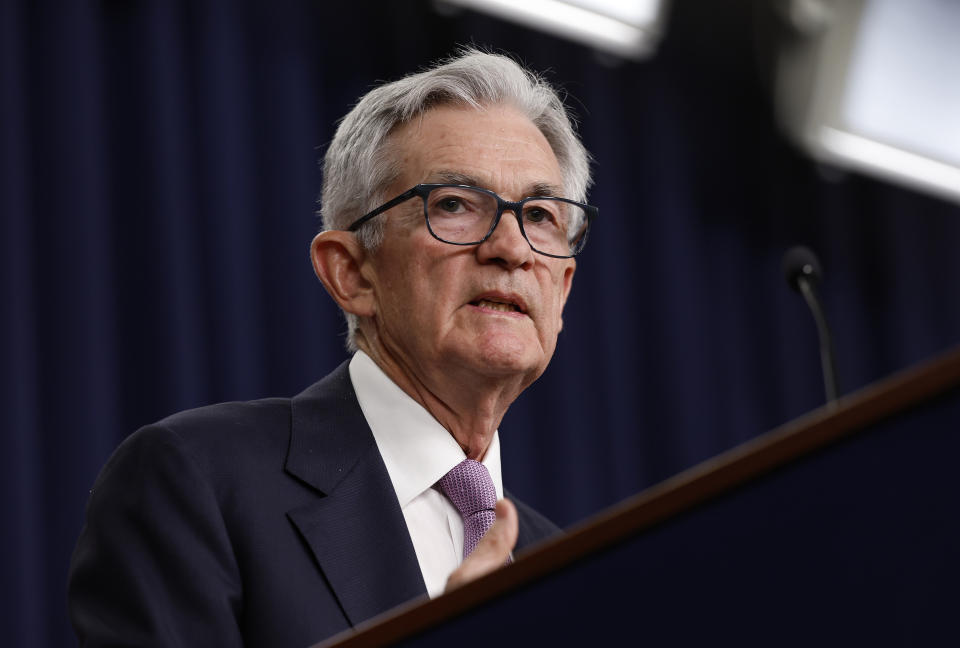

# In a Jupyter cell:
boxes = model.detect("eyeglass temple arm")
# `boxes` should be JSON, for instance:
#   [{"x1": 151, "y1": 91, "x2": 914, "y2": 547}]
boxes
[{"x1": 347, "y1": 188, "x2": 419, "y2": 231}]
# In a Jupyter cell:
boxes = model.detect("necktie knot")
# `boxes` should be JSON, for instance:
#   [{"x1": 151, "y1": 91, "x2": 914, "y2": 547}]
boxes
[{"x1": 436, "y1": 459, "x2": 497, "y2": 558}]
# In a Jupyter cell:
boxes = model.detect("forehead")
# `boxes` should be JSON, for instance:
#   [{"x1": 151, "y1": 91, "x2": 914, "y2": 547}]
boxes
[{"x1": 388, "y1": 103, "x2": 564, "y2": 196}]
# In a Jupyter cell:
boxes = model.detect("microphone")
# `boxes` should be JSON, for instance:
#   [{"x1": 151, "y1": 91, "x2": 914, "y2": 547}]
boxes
[{"x1": 782, "y1": 246, "x2": 840, "y2": 404}]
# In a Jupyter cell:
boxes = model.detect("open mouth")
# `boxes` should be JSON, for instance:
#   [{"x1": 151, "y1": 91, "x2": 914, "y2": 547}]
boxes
[{"x1": 470, "y1": 298, "x2": 524, "y2": 314}]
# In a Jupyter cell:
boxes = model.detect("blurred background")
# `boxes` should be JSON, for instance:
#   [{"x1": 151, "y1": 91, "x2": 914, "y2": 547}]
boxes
[{"x1": 2, "y1": 0, "x2": 959, "y2": 644}]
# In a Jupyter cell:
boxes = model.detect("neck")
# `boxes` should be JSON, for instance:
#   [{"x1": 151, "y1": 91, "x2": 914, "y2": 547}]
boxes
[{"x1": 356, "y1": 338, "x2": 526, "y2": 460}]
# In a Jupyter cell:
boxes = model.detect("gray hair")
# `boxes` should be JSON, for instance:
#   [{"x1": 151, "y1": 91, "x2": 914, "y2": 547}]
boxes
[{"x1": 319, "y1": 47, "x2": 592, "y2": 351}]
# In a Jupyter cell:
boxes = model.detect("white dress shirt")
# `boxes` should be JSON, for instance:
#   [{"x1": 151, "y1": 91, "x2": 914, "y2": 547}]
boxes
[{"x1": 348, "y1": 351, "x2": 504, "y2": 598}]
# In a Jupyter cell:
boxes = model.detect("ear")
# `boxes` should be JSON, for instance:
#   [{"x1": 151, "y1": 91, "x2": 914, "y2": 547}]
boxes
[
  {"x1": 558, "y1": 259, "x2": 576, "y2": 331},
  {"x1": 310, "y1": 231, "x2": 377, "y2": 318}
]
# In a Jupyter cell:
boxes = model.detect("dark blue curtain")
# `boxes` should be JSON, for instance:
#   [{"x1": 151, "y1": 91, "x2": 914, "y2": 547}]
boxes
[{"x1": 3, "y1": 1, "x2": 959, "y2": 644}]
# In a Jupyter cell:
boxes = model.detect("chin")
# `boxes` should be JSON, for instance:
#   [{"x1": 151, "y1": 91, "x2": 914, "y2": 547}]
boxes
[{"x1": 471, "y1": 334, "x2": 544, "y2": 378}]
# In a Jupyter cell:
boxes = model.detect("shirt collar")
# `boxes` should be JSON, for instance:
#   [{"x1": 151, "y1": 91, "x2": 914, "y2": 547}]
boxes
[{"x1": 348, "y1": 350, "x2": 503, "y2": 508}]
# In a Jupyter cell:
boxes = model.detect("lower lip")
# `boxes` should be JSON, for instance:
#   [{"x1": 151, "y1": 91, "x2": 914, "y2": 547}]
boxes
[{"x1": 468, "y1": 303, "x2": 527, "y2": 318}]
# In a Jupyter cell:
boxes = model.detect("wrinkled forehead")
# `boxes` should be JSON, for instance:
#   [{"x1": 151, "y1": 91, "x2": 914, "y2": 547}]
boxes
[{"x1": 381, "y1": 103, "x2": 565, "y2": 197}]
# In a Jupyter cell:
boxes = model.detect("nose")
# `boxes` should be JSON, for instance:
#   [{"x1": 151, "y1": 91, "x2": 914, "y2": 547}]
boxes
[{"x1": 476, "y1": 209, "x2": 534, "y2": 269}]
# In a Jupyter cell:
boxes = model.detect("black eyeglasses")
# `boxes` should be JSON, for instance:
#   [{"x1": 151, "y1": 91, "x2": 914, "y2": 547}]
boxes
[{"x1": 347, "y1": 184, "x2": 597, "y2": 258}]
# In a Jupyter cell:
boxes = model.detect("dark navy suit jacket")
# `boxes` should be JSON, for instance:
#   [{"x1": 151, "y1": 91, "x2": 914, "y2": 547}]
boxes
[{"x1": 68, "y1": 361, "x2": 559, "y2": 647}]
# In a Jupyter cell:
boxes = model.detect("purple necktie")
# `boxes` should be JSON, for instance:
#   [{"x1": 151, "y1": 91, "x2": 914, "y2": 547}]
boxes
[{"x1": 437, "y1": 459, "x2": 497, "y2": 559}]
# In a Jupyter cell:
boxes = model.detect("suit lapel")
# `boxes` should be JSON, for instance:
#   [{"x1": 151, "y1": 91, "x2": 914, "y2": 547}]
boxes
[
  {"x1": 285, "y1": 362, "x2": 427, "y2": 627},
  {"x1": 507, "y1": 489, "x2": 562, "y2": 555}
]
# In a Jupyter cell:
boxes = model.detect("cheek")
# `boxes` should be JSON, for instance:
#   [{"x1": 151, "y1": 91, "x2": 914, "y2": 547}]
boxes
[
  {"x1": 396, "y1": 264, "x2": 452, "y2": 331},
  {"x1": 545, "y1": 276, "x2": 569, "y2": 327},
  {"x1": 376, "y1": 264, "x2": 422, "y2": 332}
]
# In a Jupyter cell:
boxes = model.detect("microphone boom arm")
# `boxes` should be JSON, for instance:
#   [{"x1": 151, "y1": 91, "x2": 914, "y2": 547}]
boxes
[{"x1": 796, "y1": 276, "x2": 840, "y2": 404}]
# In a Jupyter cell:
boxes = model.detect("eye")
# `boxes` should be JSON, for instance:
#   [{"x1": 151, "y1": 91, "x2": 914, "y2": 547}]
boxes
[
  {"x1": 438, "y1": 197, "x2": 465, "y2": 213},
  {"x1": 523, "y1": 203, "x2": 561, "y2": 228},
  {"x1": 525, "y1": 207, "x2": 548, "y2": 222}
]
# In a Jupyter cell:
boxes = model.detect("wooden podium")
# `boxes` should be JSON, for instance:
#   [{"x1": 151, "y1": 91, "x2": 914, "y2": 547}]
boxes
[{"x1": 318, "y1": 347, "x2": 960, "y2": 647}]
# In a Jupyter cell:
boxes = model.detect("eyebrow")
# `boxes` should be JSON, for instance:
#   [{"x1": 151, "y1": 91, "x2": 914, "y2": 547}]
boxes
[
  {"x1": 526, "y1": 181, "x2": 564, "y2": 198},
  {"x1": 426, "y1": 170, "x2": 565, "y2": 199}
]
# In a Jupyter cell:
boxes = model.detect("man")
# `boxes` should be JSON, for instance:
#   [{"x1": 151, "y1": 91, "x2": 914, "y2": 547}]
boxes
[{"x1": 68, "y1": 48, "x2": 596, "y2": 647}]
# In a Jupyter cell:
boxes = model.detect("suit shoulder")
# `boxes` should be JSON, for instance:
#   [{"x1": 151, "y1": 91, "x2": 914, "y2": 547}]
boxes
[
  {"x1": 107, "y1": 363, "x2": 354, "y2": 483},
  {"x1": 157, "y1": 396, "x2": 292, "y2": 437},
  {"x1": 106, "y1": 397, "x2": 294, "y2": 483}
]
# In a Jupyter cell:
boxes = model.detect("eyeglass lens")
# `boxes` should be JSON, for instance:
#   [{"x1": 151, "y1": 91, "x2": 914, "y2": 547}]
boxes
[{"x1": 424, "y1": 186, "x2": 588, "y2": 257}]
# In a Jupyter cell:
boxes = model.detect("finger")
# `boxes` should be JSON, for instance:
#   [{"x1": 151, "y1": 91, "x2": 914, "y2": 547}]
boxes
[{"x1": 445, "y1": 499, "x2": 519, "y2": 592}]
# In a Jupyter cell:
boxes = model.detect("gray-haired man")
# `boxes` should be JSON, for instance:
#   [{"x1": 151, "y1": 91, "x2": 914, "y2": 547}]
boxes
[{"x1": 69, "y1": 49, "x2": 596, "y2": 647}]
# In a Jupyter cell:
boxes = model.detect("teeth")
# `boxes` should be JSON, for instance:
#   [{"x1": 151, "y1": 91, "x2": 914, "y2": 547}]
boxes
[{"x1": 476, "y1": 299, "x2": 519, "y2": 313}]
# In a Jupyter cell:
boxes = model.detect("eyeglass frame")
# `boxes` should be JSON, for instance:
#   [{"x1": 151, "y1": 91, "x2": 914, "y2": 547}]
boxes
[{"x1": 346, "y1": 183, "x2": 598, "y2": 259}]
